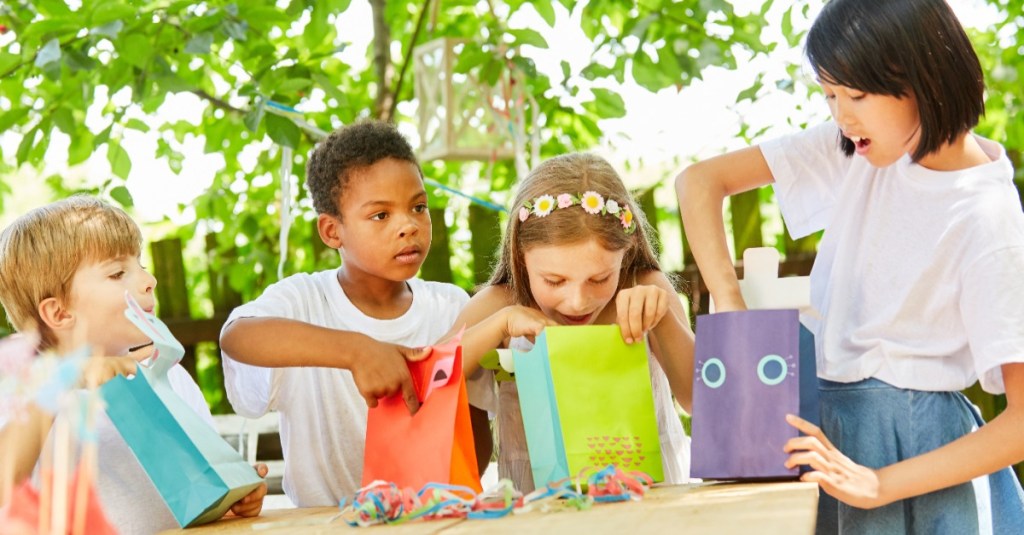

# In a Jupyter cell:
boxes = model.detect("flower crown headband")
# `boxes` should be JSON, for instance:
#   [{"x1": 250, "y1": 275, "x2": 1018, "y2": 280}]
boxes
[{"x1": 518, "y1": 191, "x2": 636, "y2": 235}]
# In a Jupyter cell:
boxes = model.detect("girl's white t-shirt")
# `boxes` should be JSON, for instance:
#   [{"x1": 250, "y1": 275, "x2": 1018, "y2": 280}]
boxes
[
  {"x1": 762, "y1": 121, "x2": 1024, "y2": 394},
  {"x1": 221, "y1": 271, "x2": 476, "y2": 507}
]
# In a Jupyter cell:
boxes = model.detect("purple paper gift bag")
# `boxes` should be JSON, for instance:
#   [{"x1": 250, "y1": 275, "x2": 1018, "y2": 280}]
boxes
[{"x1": 691, "y1": 309, "x2": 802, "y2": 480}]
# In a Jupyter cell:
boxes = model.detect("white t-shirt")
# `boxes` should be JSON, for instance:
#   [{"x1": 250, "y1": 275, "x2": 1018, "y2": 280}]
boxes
[
  {"x1": 40, "y1": 365, "x2": 214, "y2": 534},
  {"x1": 221, "y1": 270, "x2": 479, "y2": 507},
  {"x1": 762, "y1": 121, "x2": 1024, "y2": 394}
]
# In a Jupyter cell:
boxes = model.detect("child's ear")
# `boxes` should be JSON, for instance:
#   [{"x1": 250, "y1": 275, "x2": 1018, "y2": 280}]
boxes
[
  {"x1": 38, "y1": 297, "x2": 73, "y2": 331},
  {"x1": 317, "y1": 213, "x2": 343, "y2": 249}
]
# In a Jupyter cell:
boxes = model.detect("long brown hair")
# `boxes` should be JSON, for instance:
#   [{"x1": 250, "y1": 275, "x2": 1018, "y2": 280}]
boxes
[{"x1": 489, "y1": 153, "x2": 661, "y2": 307}]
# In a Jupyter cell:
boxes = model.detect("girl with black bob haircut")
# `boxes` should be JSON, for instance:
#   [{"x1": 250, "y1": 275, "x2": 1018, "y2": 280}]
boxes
[{"x1": 678, "y1": 0, "x2": 1024, "y2": 532}]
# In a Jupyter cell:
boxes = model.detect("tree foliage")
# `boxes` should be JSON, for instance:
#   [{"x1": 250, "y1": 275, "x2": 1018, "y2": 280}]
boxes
[{"x1": 0, "y1": 0, "x2": 1021, "y2": 301}]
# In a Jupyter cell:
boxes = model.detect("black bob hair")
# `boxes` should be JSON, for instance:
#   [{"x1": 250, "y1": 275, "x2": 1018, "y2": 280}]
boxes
[{"x1": 806, "y1": 0, "x2": 984, "y2": 162}]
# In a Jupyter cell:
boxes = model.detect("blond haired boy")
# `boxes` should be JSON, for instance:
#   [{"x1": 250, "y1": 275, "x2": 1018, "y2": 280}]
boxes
[{"x1": 0, "y1": 196, "x2": 267, "y2": 530}]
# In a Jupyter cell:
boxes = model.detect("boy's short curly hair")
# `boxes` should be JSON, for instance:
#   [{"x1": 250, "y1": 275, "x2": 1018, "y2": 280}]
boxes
[
  {"x1": 305, "y1": 121, "x2": 420, "y2": 218},
  {"x1": 0, "y1": 196, "x2": 142, "y2": 349}
]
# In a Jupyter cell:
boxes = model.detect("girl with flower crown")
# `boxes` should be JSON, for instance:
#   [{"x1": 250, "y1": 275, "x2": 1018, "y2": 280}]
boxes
[{"x1": 439, "y1": 152, "x2": 694, "y2": 492}]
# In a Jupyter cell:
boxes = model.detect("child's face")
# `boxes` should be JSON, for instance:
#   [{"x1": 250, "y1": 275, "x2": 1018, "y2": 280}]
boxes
[
  {"x1": 334, "y1": 158, "x2": 430, "y2": 283},
  {"x1": 67, "y1": 255, "x2": 157, "y2": 356},
  {"x1": 820, "y1": 80, "x2": 920, "y2": 168},
  {"x1": 524, "y1": 238, "x2": 623, "y2": 326}
]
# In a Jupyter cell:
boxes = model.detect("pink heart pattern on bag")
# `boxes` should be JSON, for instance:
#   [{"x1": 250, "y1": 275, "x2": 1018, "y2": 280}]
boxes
[{"x1": 586, "y1": 435, "x2": 647, "y2": 468}]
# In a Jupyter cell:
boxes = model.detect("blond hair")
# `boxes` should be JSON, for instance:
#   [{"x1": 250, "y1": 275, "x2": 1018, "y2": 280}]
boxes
[
  {"x1": 0, "y1": 196, "x2": 142, "y2": 349},
  {"x1": 489, "y1": 153, "x2": 661, "y2": 307}
]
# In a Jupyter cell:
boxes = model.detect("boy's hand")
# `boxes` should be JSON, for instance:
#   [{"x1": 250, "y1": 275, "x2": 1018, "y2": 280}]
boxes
[
  {"x1": 502, "y1": 306, "x2": 556, "y2": 342},
  {"x1": 81, "y1": 356, "x2": 138, "y2": 389},
  {"x1": 783, "y1": 414, "x2": 885, "y2": 509},
  {"x1": 616, "y1": 284, "x2": 669, "y2": 344},
  {"x1": 351, "y1": 340, "x2": 428, "y2": 415},
  {"x1": 228, "y1": 464, "x2": 269, "y2": 518}
]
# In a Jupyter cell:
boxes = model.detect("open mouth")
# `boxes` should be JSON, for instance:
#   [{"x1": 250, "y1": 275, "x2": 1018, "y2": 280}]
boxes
[
  {"x1": 560, "y1": 312, "x2": 592, "y2": 325},
  {"x1": 849, "y1": 135, "x2": 871, "y2": 154}
]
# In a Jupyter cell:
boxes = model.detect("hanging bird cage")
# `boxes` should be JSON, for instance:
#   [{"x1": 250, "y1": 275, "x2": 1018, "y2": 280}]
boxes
[{"x1": 414, "y1": 37, "x2": 517, "y2": 162}]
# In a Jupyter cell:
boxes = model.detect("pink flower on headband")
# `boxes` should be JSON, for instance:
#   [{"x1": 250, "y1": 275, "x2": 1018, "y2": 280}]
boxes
[
  {"x1": 580, "y1": 191, "x2": 604, "y2": 214},
  {"x1": 620, "y1": 206, "x2": 634, "y2": 231},
  {"x1": 557, "y1": 194, "x2": 573, "y2": 208},
  {"x1": 518, "y1": 207, "x2": 529, "y2": 222}
]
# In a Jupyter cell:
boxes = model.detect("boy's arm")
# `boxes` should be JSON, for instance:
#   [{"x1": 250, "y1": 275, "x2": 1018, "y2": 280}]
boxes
[
  {"x1": 221, "y1": 318, "x2": 425, "y2": 412},
  {"x1": 675, "y1": 146, "x2": 776, "y2": 312},
  {"x1": 0, "y1": 403, "x2": 52, "y2": 506},
  {"x1": 642, "y1": 271, "x2": 696, "y2": 413},
  {"x1": 785, "y1": 362, "x2": 1024, "y2": 508},
  {"x1": 438, "y1": 286, "x2": 555, "y2": 375}
]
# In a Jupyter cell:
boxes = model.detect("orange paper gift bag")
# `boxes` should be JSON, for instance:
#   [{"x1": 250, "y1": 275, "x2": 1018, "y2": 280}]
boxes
[{"x1": 362, "y1": 337, "x2": 481, "y2": 491}]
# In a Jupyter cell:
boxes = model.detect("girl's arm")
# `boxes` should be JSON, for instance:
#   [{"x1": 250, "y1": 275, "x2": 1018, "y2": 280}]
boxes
[
  {"x1": 638, "y1": 271, "x2": 696, "y2": 413},
  {"x1": 785, "y1": 362, "x2": 1024, "y2": 508},
  {"x1": 439, "y1": 285, "x2": 555, "y2": 375},
  {"x1": 675, "y1": 146, "x2": 776, "y2": 312},
  {"x1": 0, "y1": 402, "x2": 53, "y2": 507}
]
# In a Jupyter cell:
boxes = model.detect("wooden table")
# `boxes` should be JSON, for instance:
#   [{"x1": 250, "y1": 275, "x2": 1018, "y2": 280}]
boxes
[{"x1": 161, "y1": 481, "x2": 818, "y2": 534}]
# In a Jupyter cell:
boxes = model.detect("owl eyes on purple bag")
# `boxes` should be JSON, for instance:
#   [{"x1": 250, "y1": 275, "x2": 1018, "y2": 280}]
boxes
[{"x1": 697, "y1": 354, "x2": 796, "y2": 388}]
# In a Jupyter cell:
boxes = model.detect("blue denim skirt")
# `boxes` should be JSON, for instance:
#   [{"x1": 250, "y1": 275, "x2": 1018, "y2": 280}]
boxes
[{"x1": 815, "y1": 378, "x2": 1024, "y2": 535}]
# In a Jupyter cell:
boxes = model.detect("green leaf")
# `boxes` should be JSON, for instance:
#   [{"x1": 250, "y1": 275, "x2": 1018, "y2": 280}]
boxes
[
  {"x1": 453, "y1": 46, "x2": 491, "y2": 74},
  {"x1": 533, "y1": 1, "x2": 556, "y2": 26},
  {"x1": 0, "y1": 108, "x2": 30, "y2": 134},
  {"x1": 119, "y1": 34, "x2": 152, "y2": 67},
  {"x1": 304, "y1": 10, "x2": 330, "y2": 49},
  {"x1": 265, "y1": 113, "x2": 301, "y2": 149},
  {"x1": 222, "y1": 19, "x2": 249, "y2": 42},
  {"x1": 277, "y1": 78, "x2": 312, "y2": 94},
  {"x1": 68, "y1": 131, "x2": 93, "y2": 166},
  {"x1": 185, "y1": 33, "x2": 214, "y2": 54},
  {"x1": 109, "y1": 185, "x2": 134, "y2": 208},
  {"x1": 508, "y1": 29, "x2": 548, "y2": 49},
  {"x1": 311, "y1": 72, "x2": 349, "y2": 106},
  {"x1": 736, "y1": 79, "x2": 763, "y2": 103},
  {"x1": 125, "y1": 118, "x2": 151, "y2": 132},
  {"x1": 479, "y1": 58, "x2": 503, "y2": 86},
  {"x1": 16, "y1": 129, "x2": 37, "y2": 166},
  {"x1": 108, "y1": 142, "x2": 132, "y2": 179},
  {"x1": 0, "y1": 52, "x2": 19, "y2": 75},
  {"x1": 53, "y1": 107, "x2": 76, "y2": 135},
  {"x1": 244, "y1": 99, "x2": 265, "y2": 132},
  {"x1": 34, "y1": 39, "x2": 62, "y2": 68},
  {"x1": 90, "y1": 4, "x2": 137, "y2": 27},
  {"x1": 587, "y1": 88, "x2": 627, "y2": 119},
  {"x1": 91, "y1": 20, "x2": 124, "y2": 39}
]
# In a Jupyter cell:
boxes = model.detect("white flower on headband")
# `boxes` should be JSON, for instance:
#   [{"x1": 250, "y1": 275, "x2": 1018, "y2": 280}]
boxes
[
  {"x1": 518, "y1": 190, "x2": 637, "y2": 235},
  {"x1": 533, "y1": 195, "x2": 556, "y2": 217},
  {"x1": 580, "y1": 191, "x2": 604, "y2": 214}
]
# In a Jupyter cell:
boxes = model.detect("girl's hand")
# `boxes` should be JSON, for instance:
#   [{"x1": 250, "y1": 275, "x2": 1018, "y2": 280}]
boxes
[
  {"x1": 615, "y1": 284, "x2": 669, "y2": 344},
  {"x1": 227, "y1": 464, "x2": 269, "y2": 518},
  {"x1": 783, "y1": 414, "x2": 886, "y2": 509},
  {"x1": 502, "y1": 306, "x2": 557, "y2": 342},
  {"x1": 81, "y1": 356, "x2": 138, "y2": 389}
]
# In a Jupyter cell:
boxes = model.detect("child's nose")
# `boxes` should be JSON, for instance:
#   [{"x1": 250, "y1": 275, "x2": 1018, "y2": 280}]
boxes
[
  {"x1": 397, "y1": 215, "x2": 420, "y2": 238},
  {"x1": 142, "y1": 270, "x2": 157, "y2": 293}
]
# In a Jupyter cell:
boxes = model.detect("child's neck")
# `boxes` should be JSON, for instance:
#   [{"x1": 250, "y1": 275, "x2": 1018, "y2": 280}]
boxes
[
  {"x1": 918, "y1": 132, "x2": 991, "y2": 171},
  {"x1": 336, "y1": 268, "x2": 414, "y2": 320}
]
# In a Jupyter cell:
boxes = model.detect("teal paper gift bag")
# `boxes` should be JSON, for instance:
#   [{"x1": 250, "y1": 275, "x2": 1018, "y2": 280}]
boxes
[
  {"x1": 101, "y1": 294, "x2": 263, "y2": 527},
  {"x1": 514, "y1": 325, "x2": 664, "y2": 487}
]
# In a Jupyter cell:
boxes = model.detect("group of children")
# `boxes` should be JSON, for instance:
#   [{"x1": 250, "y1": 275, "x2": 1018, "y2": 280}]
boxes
[{"x1": 1, "y1": 0, "x2": 1022, "y2": 533}]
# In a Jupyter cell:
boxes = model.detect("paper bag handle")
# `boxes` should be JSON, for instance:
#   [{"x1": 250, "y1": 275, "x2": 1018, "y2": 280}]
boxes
[{"x1": 124, "y1": 292, "x2": 184, "y2": 378}]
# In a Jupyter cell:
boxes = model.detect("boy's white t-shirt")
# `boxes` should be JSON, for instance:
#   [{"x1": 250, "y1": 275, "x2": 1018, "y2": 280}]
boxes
[
  {"x1": 762, "y1": 121, "x2": 1024, "y2": 394},
  {"x1": 42, "y1": 365, "x2": 215, "y2": 534},
  {"x1": 220, "y1": 270, "x2": 479, "y2": 507}
]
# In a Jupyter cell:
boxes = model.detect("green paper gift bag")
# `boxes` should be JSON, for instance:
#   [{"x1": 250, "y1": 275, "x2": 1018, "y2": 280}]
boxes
[
  {"x1": 513, "y1": 325, "x2": 664, "y2": 487},
  {"x1": 101, "y1": 294, "x2": 263, "y2": 527}
]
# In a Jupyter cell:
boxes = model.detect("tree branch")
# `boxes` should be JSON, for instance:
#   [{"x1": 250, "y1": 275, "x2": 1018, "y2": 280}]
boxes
[
  {"x1": 386, "y1": 0, "x2": 434, "y2": 122},
  {"x1": 189, "y1": 89, "x2": 245, "y2": 115},
  {"x1": 0, "y1": 34, "x2": 88, "y2": 80},
  {"x1": 369, "y1": 0, "x2": 394, "y2": 121}
]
